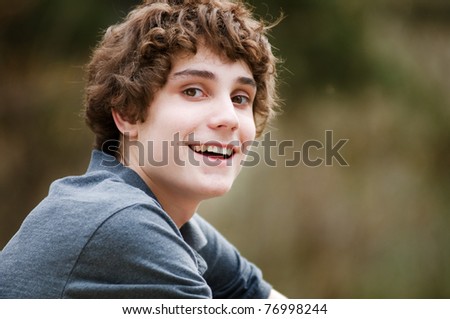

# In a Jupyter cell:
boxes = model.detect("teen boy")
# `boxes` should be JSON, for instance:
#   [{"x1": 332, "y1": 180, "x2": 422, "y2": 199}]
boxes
[{"x1": 0, "y1": 0, "x2": 284, "y2": 298}]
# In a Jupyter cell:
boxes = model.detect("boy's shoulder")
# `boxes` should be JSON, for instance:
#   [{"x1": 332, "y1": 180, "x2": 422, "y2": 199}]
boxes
[
  {"x1": 48, "y1": 168, "x2": 157, "y2": 213},
  {"x1": 0, "y1": 164, "x2": 193, "y2": 298},
  {"x1": 38, "y1": 165, "x2": 178, "y2": 238}
]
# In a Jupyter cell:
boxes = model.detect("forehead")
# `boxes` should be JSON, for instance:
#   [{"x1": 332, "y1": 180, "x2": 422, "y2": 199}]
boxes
[{"x1": 170, "y1": 46, "x2": 254, "y2": 80}]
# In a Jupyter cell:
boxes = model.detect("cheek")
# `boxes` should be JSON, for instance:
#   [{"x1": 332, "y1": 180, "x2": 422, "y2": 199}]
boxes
[{"x1": 241, "y1": 115, "x2": 256, "y2": 141}]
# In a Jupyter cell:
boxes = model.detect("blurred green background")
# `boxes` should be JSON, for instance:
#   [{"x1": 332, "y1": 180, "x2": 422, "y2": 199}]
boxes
[{"x1": 1, "y1": 0, "x2": 449, "y2": 298}]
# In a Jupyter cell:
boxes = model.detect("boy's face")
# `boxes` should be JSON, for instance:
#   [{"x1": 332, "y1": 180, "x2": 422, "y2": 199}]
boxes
[{"x1": 129, "y1": 46, "x2": 256, "y2": 207}]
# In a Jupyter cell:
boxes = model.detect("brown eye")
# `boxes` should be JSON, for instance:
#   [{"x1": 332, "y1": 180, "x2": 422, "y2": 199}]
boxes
[
  {"x1": 183, "y1": 88, "x2": 203, "y2": 97},
  {"x1": 231, "y1": 95, "x2": 250, "y2": 105}
]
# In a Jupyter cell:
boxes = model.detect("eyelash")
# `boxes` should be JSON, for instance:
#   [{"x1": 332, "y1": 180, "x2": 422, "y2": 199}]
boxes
[{"x1": 183, "y1": 88, "x2": 205, "y2": 98}]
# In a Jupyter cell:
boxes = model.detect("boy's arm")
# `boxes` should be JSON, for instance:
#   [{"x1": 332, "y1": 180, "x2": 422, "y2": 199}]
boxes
[
  {"x1": 187, "y1": 214, "x2": 280, "y2": 299},
  {"x1": 63, "y1": 205, "x2": 212, "y2": 298}
]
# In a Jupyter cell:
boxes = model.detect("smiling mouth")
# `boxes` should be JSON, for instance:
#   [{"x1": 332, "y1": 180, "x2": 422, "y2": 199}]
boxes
[{"x1": 188, "y1": 144, "x2": 235, "y2": 159}]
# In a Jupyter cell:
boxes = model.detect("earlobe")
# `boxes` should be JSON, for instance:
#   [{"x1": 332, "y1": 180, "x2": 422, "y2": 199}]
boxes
[{"x1": 112, "y1": 110, "x2": 138, "y2": 139}]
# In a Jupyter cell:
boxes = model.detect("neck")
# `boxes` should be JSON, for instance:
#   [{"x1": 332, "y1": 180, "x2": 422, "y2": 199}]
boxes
[
  {"x1": 117, "y1": 139, "x2": 200, "y2": 228},
  {"x1": 131, "y1": 163, "x2": 199, "y2": 228},
  {"x1": 149, "y1": 186, "x2": 200, "y2": 228}
]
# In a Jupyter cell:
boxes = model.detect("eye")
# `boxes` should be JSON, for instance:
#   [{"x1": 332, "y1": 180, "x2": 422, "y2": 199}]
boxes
[
  {"x1": 183, "y1": 88, "x2": 205, "y2": 98},
  {"x1": 231, "y1": 94, "x2": 251, "y2": 106}
]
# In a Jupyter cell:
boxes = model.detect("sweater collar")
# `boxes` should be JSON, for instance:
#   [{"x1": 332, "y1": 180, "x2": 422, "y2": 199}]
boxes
[{"x1": 87, "y1": 150, "x2": 157, "y2": 201}]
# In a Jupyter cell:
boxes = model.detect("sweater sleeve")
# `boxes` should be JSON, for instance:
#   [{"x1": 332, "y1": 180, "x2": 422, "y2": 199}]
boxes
[
  {"x1": 186, "y1": 214, "x2": 272, "y2": 299},
  {"x1": 62, "y1": 204, "x2": 212, "y2": 298}
]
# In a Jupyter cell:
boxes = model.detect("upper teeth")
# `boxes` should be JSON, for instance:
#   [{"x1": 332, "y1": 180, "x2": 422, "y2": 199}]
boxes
[{"x1": 192, "y1": 145, "x2": 233, "y2": 156}]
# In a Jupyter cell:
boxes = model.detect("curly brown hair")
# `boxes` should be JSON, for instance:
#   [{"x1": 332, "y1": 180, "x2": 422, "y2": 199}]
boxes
[{"x1": 84, "y1": 0, "x2": 280, "y2": 153}]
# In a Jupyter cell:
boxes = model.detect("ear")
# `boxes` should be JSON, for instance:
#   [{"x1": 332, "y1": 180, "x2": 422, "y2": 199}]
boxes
[{"x1": 112, "y1": 109, "x2": 138, "y2": 139}]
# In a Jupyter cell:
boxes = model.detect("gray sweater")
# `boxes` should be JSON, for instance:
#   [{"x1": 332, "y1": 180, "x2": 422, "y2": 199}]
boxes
[{"x1": 0, "y1": 150, "x2": 270, "y2": 298}]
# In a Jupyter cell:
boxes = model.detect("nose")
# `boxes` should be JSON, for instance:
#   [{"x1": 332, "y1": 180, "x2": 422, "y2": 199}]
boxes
[{"x1": 207, "y1": 95, "x2": 239, "y2": 131}]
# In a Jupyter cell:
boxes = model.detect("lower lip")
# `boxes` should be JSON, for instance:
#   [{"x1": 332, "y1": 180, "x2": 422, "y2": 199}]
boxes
[{"x1": 190, "y1": 149, "x2": 234, "y2": 167}]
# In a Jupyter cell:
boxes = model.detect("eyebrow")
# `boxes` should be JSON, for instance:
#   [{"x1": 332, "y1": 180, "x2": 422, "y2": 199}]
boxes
[
  {"x1": 237, "y1": 76, "x2": 257, "y2": 88},
  {"x1": 172, "y1": 69, "x2": 257, "y2": 88}
]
